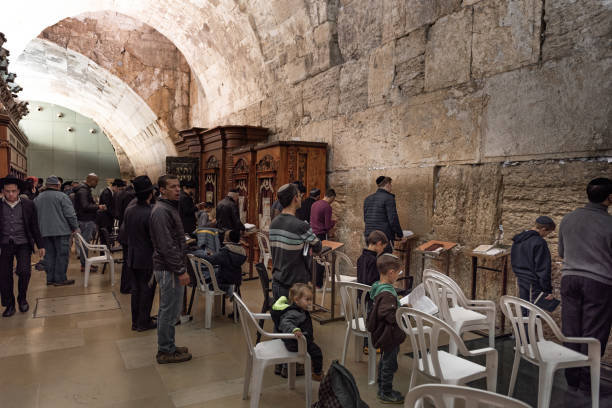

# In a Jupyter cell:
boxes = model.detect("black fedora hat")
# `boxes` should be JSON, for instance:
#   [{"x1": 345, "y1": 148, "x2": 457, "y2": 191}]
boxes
[
  {"x1": 0, "y1": 177, "x2": 24, "y2": 191},
  {"x1": 111, "y1": 178, "x2": 126, "y2": 187},
  {"x1": 132, "y1": 175, "x2": 154, "y2": 194}
]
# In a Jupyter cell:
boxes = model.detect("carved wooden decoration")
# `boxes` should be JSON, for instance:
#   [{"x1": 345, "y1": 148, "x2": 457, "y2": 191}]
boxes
[
  {"x1": 233, "y1": 158, "x2": 249, "y2": 174},
  {"x1": 207, "y1": 155, "x2": 219, "y2": 169},
  {"x1": 256, "y1": 155, "x2": 277, "y2": 172}
]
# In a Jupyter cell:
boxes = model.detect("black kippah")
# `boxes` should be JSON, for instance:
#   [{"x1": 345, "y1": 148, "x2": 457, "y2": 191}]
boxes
[
  {"x1": 376, "y1": 176, "x2": 386, "y2": 185},
  {"x1": 536, "y1": 216, "x2": 555, "y2": 227}
]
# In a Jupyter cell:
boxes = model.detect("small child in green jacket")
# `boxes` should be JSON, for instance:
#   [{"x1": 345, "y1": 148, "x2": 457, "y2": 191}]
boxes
[{"x1": 366, "y1": 253, "x2": 406, "y2": 404}]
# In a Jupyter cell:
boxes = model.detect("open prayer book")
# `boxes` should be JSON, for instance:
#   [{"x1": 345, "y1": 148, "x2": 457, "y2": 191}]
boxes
[
  {"x1": 244, "y1": 223, "x2": 256, "y2": 231},
  {"x1": 400, "y1": 283, "x2": 438, "y2": 315},
  {"x1": 473, "y1": 244, "x2": 504, "y2": 256}
]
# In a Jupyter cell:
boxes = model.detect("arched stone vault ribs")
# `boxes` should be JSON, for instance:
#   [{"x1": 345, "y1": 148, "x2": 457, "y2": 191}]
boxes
[{"x1": 14, "y1": 38, "x2": 176, "y2": 180}]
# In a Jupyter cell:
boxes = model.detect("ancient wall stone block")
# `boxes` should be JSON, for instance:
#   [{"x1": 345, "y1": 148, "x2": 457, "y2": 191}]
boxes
[
  {"x1": 311, "y1": 21, "x2": 342, "y2": 74},
  {"x1": 338, "y1": 57, "x2": 368, "y2": 115},
  {"x1": 543, "y1": 0, "x2": 612, "y2": 62},
  {"x1": 482, "y1": 57, "x2": 612, "y2": 159},
  {"x1": 394, "y1": 85, "x2": 484, "y2": 165},
  {"x1": 406, "y1": 0, "x2": 462, "y2": 33},
  {"x1": 285, "y1": 55, "x2": 311, "y2": 84},
  {"x1": 472, "y1": 0, "x2": 541, "y2": 78},
  {"x1": 302, "y1": 66, "x2": 340, "y2": 121},
  {"x1": 424, "y1": 8, "x2": 472, "y2": 91},
  {"x1": 275, "y1": 84, "x2": 303, "y2": 133},
  {"x1": 368, "y1": 41, "x2": 395, "y2": 106},
  {"x1": 382, "y1": 0, "x2": 407, "y2": 43},
  {"x1": 337, "y1": 0, "x2": 383, "y2": 61},
  {"x1": 392, "y1": 28, "x2": 427, "y2": 102}
]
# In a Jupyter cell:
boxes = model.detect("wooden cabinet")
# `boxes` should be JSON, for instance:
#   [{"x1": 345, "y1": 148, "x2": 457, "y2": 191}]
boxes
[
  {"x1": 253, "y1": 141, "x2": 327, "y2": 231},
  {"x1": 0, "y1": 114, "x2": 28, "y2": 179},
  {"x1": 231, "y1": 145, "x2": 257, "y2": 225}
]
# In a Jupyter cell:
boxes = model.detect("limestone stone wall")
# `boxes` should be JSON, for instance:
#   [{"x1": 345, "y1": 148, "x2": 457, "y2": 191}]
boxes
[{"x1": 199, "y1": 0, "x2": 611, "y2": 361}]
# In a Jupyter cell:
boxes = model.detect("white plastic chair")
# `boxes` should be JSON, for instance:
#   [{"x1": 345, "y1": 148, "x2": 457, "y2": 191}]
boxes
[
  {"x1": 75, "y1": 232, "x2": 115, "y2": 287},
  {"x1": 187, "y1": 254, "x2": 237, "y2": 329},
  {"x1": 233, "y1": 293, "x2": 312, "y2": 408},
  {"x1": 404, "y1": 384, "x2": 530, "y2": 408},
  {"x1": 423, "y1": 269, "x2": 495, "y2": 354},
  {"x1": 396, "y1": 307, "x2": 498, "y2": 393},
  {"x1": 500, "y1": 295, "x2": 600, "y2": 408},
  {"x1": 256, "y1": 232, "x2": 271, "y2": 270},
  {"x1": 320, "y1": 251, "x2": 357, "y2": 306},
  {"x1": 337, "y1": 281, "x2": 376, "y2": 385}
]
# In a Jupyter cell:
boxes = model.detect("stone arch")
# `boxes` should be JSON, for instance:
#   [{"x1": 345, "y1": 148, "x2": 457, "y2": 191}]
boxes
[{"x1": 15, "y1": 38, "x2": 176, "y2": 180}]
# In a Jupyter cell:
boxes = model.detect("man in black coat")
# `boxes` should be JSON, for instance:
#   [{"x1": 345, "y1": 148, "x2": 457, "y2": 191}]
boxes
[
  {"x1": 97, "y1": 178, "x2": 125, "y2": 236},
  {"x1": 216, "y1": 189, "x2": 245, "y2": 234},
  {"x1": 200, "y1": 230, "x2": 247, "y2": 287},
  {"x1": 0, "y1": 177, "x2": 45, "y2": 316},
  {"x1": 73, "y1": 173, "x2": 106, "y2": 271},
  {"x1": 123, "y1": 176, "x2": 157, "y2": 331},
  {"x1": 363, "y1": 176, "x2": 403, "y2": 253},
  {"x1": 178, "y1": 181, "x2": 198, "y2": 234},
  {"x1": 301, "y1": 188, "x2": 320, "y2": 223},
  {"x1": 115, "y1": 182, "x2": 136, "y2": 293}
]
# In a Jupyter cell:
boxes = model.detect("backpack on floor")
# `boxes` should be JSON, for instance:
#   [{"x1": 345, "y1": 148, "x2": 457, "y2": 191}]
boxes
[{"x1": 313, "y1": 360, "x2": 369, "y2": 408}]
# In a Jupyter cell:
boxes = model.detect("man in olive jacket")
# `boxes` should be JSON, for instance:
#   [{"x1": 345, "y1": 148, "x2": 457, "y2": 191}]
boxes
[{"x1": 150, "y1": 174, "x2": 191, "y2": 364}]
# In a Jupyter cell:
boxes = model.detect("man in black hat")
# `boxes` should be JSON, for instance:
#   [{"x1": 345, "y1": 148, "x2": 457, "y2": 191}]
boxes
[
  {"x1": 0, "y1": 177, "x2": 45, "y2": 316},
  {"x1": 363, "y1": 176, "x2": 403, "y2": 253},
  {"x1": 178, "y1": 180, "x2": 197, "y2": 234},
  {"x1": 301, "y1": 188, "x2": 320, "y2": 224},
  {"x1": 510, "y1": 215, "x2": 557, "y2": 310},
  {"x1": 97, "y1": 178, "x2": 125, "y2": 239},
  {"x1": 123, "y1": 176, "x2": 157, "y2": 331},
  {"x1": 216, "y1": 189, "x2": 245, "y2": 235}
]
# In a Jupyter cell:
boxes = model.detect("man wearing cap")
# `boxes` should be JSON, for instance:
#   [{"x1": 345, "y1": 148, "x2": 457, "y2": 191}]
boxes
[
  {"x1": 0, "y1": 177, "x2": 45, "y2": 316},
  {"x1": 123, "y1": 176, "x2": 157, "y2": 332},
  {"x1": 559, "y1": 177, "x2": 612, "y2": 393},
  {"x1": 34, "y1": 176, "x2": 79, "y2": 287},
  {"x1": 363, "y1": 176, "x2": 403, "y2": 253},
  {"x1": 302, "y1": 188, "x2": 320, "y2": 223},
  {"x1": 510, "y1": 216, "x2": 557, "y2": 310},
  {"x1": 269, "y1": 183, "x2": 322, "y2": 300},
  {"x1": 73, "y1": 173, "x2": 106, "y2": 272}
]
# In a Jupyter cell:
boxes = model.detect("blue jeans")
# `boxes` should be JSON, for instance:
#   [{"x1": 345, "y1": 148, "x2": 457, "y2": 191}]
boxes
[
  {"x1": 77, "y1": 221, "x2": 96, "y2": 267},
  {"x1": 378, "y1": 346, "x2": 399, "y2": 393},
  {"x1": 154, "y1": 270, "x2": 184, "y2": 353},
  {"x1": 43, "y1": 235, "x2": 71, "y2": 283}
]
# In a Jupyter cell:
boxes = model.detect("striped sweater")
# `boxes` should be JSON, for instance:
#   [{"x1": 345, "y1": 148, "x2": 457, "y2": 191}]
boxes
[{"x1": 270, "y1": 213, "x2": 322, "y2": 287}]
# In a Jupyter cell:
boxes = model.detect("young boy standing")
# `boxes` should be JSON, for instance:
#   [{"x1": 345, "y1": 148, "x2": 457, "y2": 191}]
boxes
[
  {"x1": 366, "y1": 254, "x2": 406, "y2": 404},
  {"x1": 511, "y1": 216, "x2": 556, "y2": 308},
  {"x1": 272, "y1": 283, "x2": 324, "y2": 381},
  {"x1": 357, "y1": 230, "x2": 389, "y2": 286}
]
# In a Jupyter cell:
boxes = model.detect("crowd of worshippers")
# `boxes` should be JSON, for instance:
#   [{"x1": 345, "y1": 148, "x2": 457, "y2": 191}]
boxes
[{"x1": 0, "y1": 172, "x2": 610, "y2": 402}]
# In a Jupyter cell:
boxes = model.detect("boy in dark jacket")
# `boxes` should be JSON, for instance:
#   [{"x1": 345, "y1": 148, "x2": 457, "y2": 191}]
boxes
[
  {"x1": 366, "y1": 253, "x2": 406, "y2": 404},
  {"x1": 511, "y1": 216, "x2": 556, "y2": 311},
  {"x1": 201, "y1": 230, "x2": 247, "y2": 287},
  {"x1": 271, "y1": 283, "x2": 324, "y2": 381}
]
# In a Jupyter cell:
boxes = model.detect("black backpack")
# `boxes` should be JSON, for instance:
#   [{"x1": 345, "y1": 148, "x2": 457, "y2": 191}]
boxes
[{"x1": 313, "y1": 360, "x2": 369, "y2": 408}]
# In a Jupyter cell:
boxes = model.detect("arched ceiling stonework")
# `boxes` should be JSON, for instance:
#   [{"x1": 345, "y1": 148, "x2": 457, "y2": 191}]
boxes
[
  {"x1": 14, "y1": 38, "x2": 176, "y2": 179},
  {"x1": 1, "y1": 0, "x2": 325, "y2": 123},
  {"x1": 39, "y1": 11, "x2": 192, "y2": 143}
]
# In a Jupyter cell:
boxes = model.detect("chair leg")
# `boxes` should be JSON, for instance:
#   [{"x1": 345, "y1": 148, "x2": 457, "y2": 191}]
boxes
[
  {"x1": 288, "y1": 362, "x2": 296, "y2": 390},
  {"x1": 221, "y1": 294, "x2": 226, "y2": 316},
  {"x1": 353, "y1": 333, "x2": 362, "y2": 363},
  {"x1": 489, "y1": 321, "x2": 495, "y2": 349},
  {"x1": 409, "y1": 361, "x2": 417, "y2": 390},
  {"x1": 84, "y1": 262, "x2": 91, "y2": 287},
  {"x1": 304, "y1": 354, "x2": 312, "y2": 408},
  {"x1": 537, "y1": 365, "x2": 554, "y2": 408},
  {"x1": 256, "y1": 301, "x2": 267, "y2": 343},
  {"x1": 109, "y1": 258, "x2": 115, "y2": 286},
  {"x1": 591, "y1": 362, "x2": 600, "y2": 408},
  {"x1": 204, "y1": 293, "x2": 213, "y2": 329},
  {"x1": 368, "y1": 339, "x2": 376, "y2": 385},
  {"x1": 243, "y1": 354, "x2": 253, "y2": 399},
  {"x1": 508, "y1": 351, "x2": 521, "y2": 396},
  {"x1": 249, "y1": 361, "x2": 265, "y2": 408},
  {"x1": 341, "y1": 327, "x2": 350, "y2": 365}
]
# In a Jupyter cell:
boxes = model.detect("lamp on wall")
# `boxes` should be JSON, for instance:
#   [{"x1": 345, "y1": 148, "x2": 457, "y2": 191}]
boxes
[
  {"x1": 36, "y1": 105, "x2": 43, "y2": 111},
  {"x1": 66, "y1": 127, "x2": 73, "y2": 132},
  {"x1": 89, "y1": 128, "x2": 96, "y2": 134},
  {"x1": 56, "y1": 112, "x2": 64, "y2": 118}
]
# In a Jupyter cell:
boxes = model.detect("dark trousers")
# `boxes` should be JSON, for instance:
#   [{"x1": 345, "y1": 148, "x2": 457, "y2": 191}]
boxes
[
  {"x1": 130, "y1": 268, "x2": 156, "y2": 329},
  {"x1": 120, "y1": 245, "x2": 132, "y2": 294},
  {"x1": 0, "y1": 243, "x2": 32, "y2": 307},
  {"x1": 561, "y1": 275, "x2": 612, "y2": 387},
  {"x1": 517, "y1": 278, "x2": 543, "y2": 316},
  {"x1": 315, "y1": 233, "x2": 327, "y2": 287},
  {"x1": 378, "y1": 346, "x2": 399, "y2": 393},
  {"x1": 286, "y1": 340, "x2": 323, "y2": 374},
  {"x1": 43, "y1": 235, "x2": 70, "y2": 284},
  {"x1": 272, "y1": 280, "x2": 290, "y2": 301}
]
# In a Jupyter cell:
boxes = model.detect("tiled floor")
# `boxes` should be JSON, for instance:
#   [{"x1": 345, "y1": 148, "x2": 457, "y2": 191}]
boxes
[{"x1": 0, "y1": 255, "x2": 606, "y2": 407}]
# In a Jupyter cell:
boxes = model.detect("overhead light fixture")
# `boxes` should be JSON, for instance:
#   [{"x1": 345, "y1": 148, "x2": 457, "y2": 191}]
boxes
[
  {"x1": 36, "y1": 106, "x2": 43, "y2": 111},
  {"x1": 89, "y1": 128, "x2": 96, "y2": 134},
  {"x1": 66, "y1": 127, "x2": 73, "y2": 132},
  {"x1": 57, "y1": 112, "x2": 64, "y2": 118}
]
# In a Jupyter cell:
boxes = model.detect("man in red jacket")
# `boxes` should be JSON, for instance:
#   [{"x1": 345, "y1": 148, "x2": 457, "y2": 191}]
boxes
[{"x1": 310, "y1": 188, "x2": 336, "y2": 288}]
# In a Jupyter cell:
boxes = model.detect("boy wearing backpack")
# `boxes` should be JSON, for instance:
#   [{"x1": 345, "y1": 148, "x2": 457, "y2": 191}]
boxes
[
  {"x1": 366, "y1": 253, "x2": 406, "y2": 404},
  {"x1": 272, "y1": 283, "x2": 324, "y2": 381}
]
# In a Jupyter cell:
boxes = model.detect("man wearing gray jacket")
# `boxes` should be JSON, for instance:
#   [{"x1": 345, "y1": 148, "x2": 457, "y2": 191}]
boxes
[
  {"x1": 150, "y1": 174, "x2": 191, "y2": 364},
  {"x1": 34, "y1": 176, "x2": 79, "y2": 286}
]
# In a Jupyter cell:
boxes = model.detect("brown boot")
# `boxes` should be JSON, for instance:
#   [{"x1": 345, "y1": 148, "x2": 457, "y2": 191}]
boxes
[
  {"x1": 176, "y1": 346, "x2": 189, "y2": 354},
  {"x1": 156, "y1": 350, "x2": 192, "y2": 364}
]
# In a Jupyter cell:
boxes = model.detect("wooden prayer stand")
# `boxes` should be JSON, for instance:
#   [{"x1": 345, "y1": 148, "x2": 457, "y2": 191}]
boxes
[
  {"x1": 415, "y1": 240, "x2": 457, "y2": 281},
  {"x1": 470, "y1": 245, "x2": 512, "y2": 334},
  {"x1": 311, "y1": 240, "x2": 344, "y2": 324},
  {"x1": 393, "y1": 235, "x2": 418, "y2": 290}
]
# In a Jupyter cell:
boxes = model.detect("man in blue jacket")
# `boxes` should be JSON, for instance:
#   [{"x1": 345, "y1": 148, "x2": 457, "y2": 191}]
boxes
[
  {"x1": 363, "y1": 176, "x2": 403, "y2": 253},
  {"x1": 510, "y1": 216, "x2": 556, "y2": 311}
]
